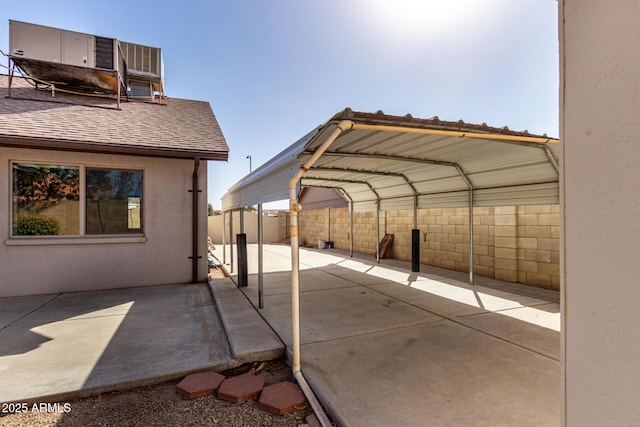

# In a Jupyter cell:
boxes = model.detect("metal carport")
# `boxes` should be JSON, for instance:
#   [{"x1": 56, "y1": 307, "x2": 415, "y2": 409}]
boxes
[{"x1": 220, "y1": 108, "x2": 559, "y2": 425}]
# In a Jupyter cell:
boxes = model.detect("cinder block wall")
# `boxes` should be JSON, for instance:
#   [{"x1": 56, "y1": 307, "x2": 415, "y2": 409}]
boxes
[
  {"x1": 277, "y1": 212, "x2": 289, "y2": 242},
  {"x1": 295, "y1": 204, "x2": 560, "y2": 290},
  {"x1": 297, "y1": 209, "x2": 326, "y2": 247}
]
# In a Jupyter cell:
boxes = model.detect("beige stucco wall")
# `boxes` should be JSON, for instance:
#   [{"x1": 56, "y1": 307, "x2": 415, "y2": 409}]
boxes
[
  {"x1": 1, "y1": 147, "x2": 209, "y2": 297},
  {"x1": 296, "y1": 205, "x2": 560, "y2": 289},
  {"x1": 561, "y1": 1, "x2": 640, "y2": 425},
  {"x1": 208, "y1": 210, "x2": 281, "y2": 244}
]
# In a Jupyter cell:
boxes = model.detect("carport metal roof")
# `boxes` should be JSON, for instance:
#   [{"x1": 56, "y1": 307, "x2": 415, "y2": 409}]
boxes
[
  {"x1": 219, "y1": 108, "x2": 559, "y2": 426},
  {"x1": 221, "y1": 108, "x2": 559, "y2": 211}
]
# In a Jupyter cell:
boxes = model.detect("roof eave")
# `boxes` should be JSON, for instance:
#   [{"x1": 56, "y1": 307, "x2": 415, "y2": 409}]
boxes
[{"x1": 0, "y1": 135, "x2": 229, "y2": 161}]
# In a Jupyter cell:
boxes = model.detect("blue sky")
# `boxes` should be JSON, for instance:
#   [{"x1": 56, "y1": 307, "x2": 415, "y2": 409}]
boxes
[{"x1": 0, "y1": 1, "x2": 559, "y2": 209}]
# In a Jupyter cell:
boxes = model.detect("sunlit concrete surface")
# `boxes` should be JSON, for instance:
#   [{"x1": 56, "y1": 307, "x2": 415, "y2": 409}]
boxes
[
  {"x1": 215, "y1": 243, "x2": 560, "y2": 426},
  {"x1": 0, "y1": 283, "x2": 237, "y2": 403}
]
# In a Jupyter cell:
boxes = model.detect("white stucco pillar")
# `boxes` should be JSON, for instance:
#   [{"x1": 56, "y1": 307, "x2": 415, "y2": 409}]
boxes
[{"x1": 561, "y1": 1, "x2": 640, "y2": 425}]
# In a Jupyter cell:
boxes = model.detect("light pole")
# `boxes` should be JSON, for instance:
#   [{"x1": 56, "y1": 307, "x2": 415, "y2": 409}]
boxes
[{"x1": 246, "y1": 155, "x2": 252, "y2": 173}]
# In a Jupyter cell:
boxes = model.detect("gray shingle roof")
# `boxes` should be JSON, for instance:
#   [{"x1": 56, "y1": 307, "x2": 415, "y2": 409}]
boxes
[{"x1": 0, "y1": 75, "x2": 229, "y2": 160}]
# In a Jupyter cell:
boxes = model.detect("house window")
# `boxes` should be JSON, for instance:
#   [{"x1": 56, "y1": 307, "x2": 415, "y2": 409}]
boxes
[
  {"x1": 11, "y1": 163, "x2": 143, "y2": 237},
  {"x1": 86, "y1": 168, "x2": 143, "y2": 234},
  {"x1": 12, "y1": 163, "x2": 80, "y2": 236}
]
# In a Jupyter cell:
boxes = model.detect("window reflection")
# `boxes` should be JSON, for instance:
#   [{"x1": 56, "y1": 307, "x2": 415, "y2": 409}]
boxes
[
  {"x1": 86, "y1": 168, "x2": 143, "y2": 234},
  {"x1": 12, "y1": 163, "x2": 80, "y2": 236}
]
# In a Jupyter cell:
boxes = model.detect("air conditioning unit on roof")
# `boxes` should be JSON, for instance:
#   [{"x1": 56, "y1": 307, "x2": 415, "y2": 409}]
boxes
[
  {"x1": 119, "y1": 41, "x2": 164, "y2": 99},
  {"x1": 9, "y1": 20, "x2": 124, "y2": 94},
  {"x1": 7, "y1": 20, "x2": 165, "y2": 99}
]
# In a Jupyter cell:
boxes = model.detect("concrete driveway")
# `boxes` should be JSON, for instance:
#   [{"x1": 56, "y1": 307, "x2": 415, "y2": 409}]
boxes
[
  {"x1": 215, "y1": 243, "x2": 561, "y2": 427},
  {"x1": 0, "y1": 282, "x2": 282, "y2": 404},
  {"x1": 2, "y1": 243, "x2": 560, "y2": 426}
]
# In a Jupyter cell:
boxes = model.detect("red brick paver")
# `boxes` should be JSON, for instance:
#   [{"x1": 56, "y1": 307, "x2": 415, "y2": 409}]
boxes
[
  {"x1": 259, "y1": 381, "x2": 307, "y2": 415},
  {"x1": 176, "y1": 371, "x2": 226, "y2": 399},
  {"x1": 217, "y1": 373, "x2": 264, "y2": 403}
]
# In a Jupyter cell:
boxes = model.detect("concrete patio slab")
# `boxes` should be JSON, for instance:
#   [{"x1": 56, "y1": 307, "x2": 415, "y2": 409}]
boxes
[
  {"x1": 5, "y1": 284, "x2": 215, "y2": 329},
  {"x1": 0, "y1": 239, "x2": 560, "y2": 425},
  {"x1": 243, "y1": 269, "x2": 361, "y2": 297},
  {"x1": 0, "y1": 282, "x2": 261, "y2": 404},
  {"x1": 214, "y1": 243, "x2": 561, "y2": 426},
  {"x1": 0, "y1": 293, "x2": 57, "y2": 329},
  {"x1": 301, "y1": 320, "x2": 559, "y2": 427},
  {"x1": 257, "y1": 286, "x2": 443, "y2": 346},
  {"x1": 208, "y1": 277, "x2": 284, "y2": 364},
  {"x1": 456, "y1": 303, "x2": 561, "y2": 360},
  {"x1": 316, "y1": 264, "x2": 403, "y2": 286}
]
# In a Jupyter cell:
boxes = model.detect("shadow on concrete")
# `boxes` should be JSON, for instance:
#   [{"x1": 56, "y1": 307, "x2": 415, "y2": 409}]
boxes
[
  {"x1": 219, "y1": 244, "x2": 561, "y2": 427},
  {"x1": 0, "y1": 283, "x2": 235, "y2": 404}
]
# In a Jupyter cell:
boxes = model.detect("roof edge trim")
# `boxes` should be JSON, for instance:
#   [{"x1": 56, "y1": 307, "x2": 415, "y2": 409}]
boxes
[
  {"x1": 349, "y1": 123, "x2": 558, "y2": 144},
  {"x1": 0, "y1": 135, "x2": 229, "y2": 161}
]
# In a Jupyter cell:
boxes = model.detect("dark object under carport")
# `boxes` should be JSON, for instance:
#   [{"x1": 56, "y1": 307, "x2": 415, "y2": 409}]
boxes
[{"x1": 237, "y1": 233, "x2": 248, "y2": 287}]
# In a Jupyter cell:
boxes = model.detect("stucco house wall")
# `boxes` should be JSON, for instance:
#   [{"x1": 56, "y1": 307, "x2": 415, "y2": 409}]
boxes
[
  {"x1": 0, "y1": 65, "x2": 227, "y2": 298},
  {"x1": 1, "y1": 148, "x2": 209, "y2": 297},
  {"x1": 560, "y1": 1, "x2": 640, "y2": 425},
  {"x1": 208, "y1": 210, "x2": 281, "y2": 244}
]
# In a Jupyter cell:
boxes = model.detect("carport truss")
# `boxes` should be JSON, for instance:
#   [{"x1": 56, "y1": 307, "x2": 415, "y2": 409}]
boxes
[
  {"x1": 220, "y1": 108, "x2": 559, "y2": 426},
  {"x1": 222, "y1": 108, "x2": 559, "y2": 284}
]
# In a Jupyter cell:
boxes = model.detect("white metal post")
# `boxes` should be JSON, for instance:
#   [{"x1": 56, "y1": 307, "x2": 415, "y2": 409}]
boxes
[
  {"x1": 222, "y1": 210, "x2": 226, "y2": 264},
  {"x1": 258, "y1": 203, "x2": 264, "y2": 309}
]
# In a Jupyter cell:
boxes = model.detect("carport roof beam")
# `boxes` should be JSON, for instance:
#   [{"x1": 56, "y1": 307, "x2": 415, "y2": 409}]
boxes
[
  {"x1": 308, "y1": 166, "x2": 419, "y2": 195},
  {"x1": 299, "y1": 183, "x2": 356, "y2": 257},
  {"x1": 543, "y1": 146, "x2": 560, "y2": 174},
  {"x1": 304, "y1": 150, "x2": 462, "y2": 169},
  {"x1": 301, "y1": 176, "x2": 381, "y2": 200},
  {"x1": 348, "y1": 122, "x2": 557, "y2": 145},
  {"x1": 308, "y1": 165, "x2": 420, "y2": 229}
]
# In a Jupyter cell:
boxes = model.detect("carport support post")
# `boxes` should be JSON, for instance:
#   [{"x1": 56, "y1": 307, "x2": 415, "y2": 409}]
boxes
[
  {"x1": 288, "y1": 121, "x2": 352, "y2": 427},
  {"x1": 412, "y1": 229, "x2": 420, "y2": 272},
  {"x1": 290, "y1": 191, "x2": 302, "y2": 370},
  {"x1": 454, "y1": 165, "x2": 474, "y2": 286},
  {"x1": 412, "y1": 195, "x2": 420, "y2": 272},
  {"x1": 229, "y1": 211, "x2": 234, "y2": 274},
  {"x1": 222, "y1": 211, "x2": 226, "y2": 264},
  {"x1": 258, "y1": 203, "x2": 264, "y2": 309},
  {"x1": 376, "y1": 200, "x2": 381, "y2": 263},
  {"x1": 349, "y1": 200, "x2": 354, "y2": 257},
  {"x1": 237, "y1": 233, "x2": 248, "y2": 287},
  {"x1": 468, "y1": 192, "x2": 474, "y2": 286},
  {"x1": 237, "y1": 207, "x2": 247, "y2": 287}
]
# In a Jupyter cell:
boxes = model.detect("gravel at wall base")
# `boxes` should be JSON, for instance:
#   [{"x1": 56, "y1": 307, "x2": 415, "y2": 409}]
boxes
[{"x1": 0, "y1": 358, "x2": 314, "y2": 427}]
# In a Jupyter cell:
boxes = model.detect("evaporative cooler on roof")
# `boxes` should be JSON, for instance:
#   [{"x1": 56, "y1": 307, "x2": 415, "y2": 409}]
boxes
[
  {"x1": 8, "y1": 20, "x2": 124, "y2": 93},
  {"x1": 119, "y1": 41, "x2": 164, "y2": 100},
  {"x1": 7, "y1": 20, "x2": 164, "y2": 100}
]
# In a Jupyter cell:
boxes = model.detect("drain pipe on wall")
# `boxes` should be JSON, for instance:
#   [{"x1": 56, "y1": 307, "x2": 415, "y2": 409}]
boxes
[
  {"x1": 191, "y1": 158, "x2": 201, "y2": 283},
  {"x1": 289, "y1": 120, "x2": 353, "y2": 427}
]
